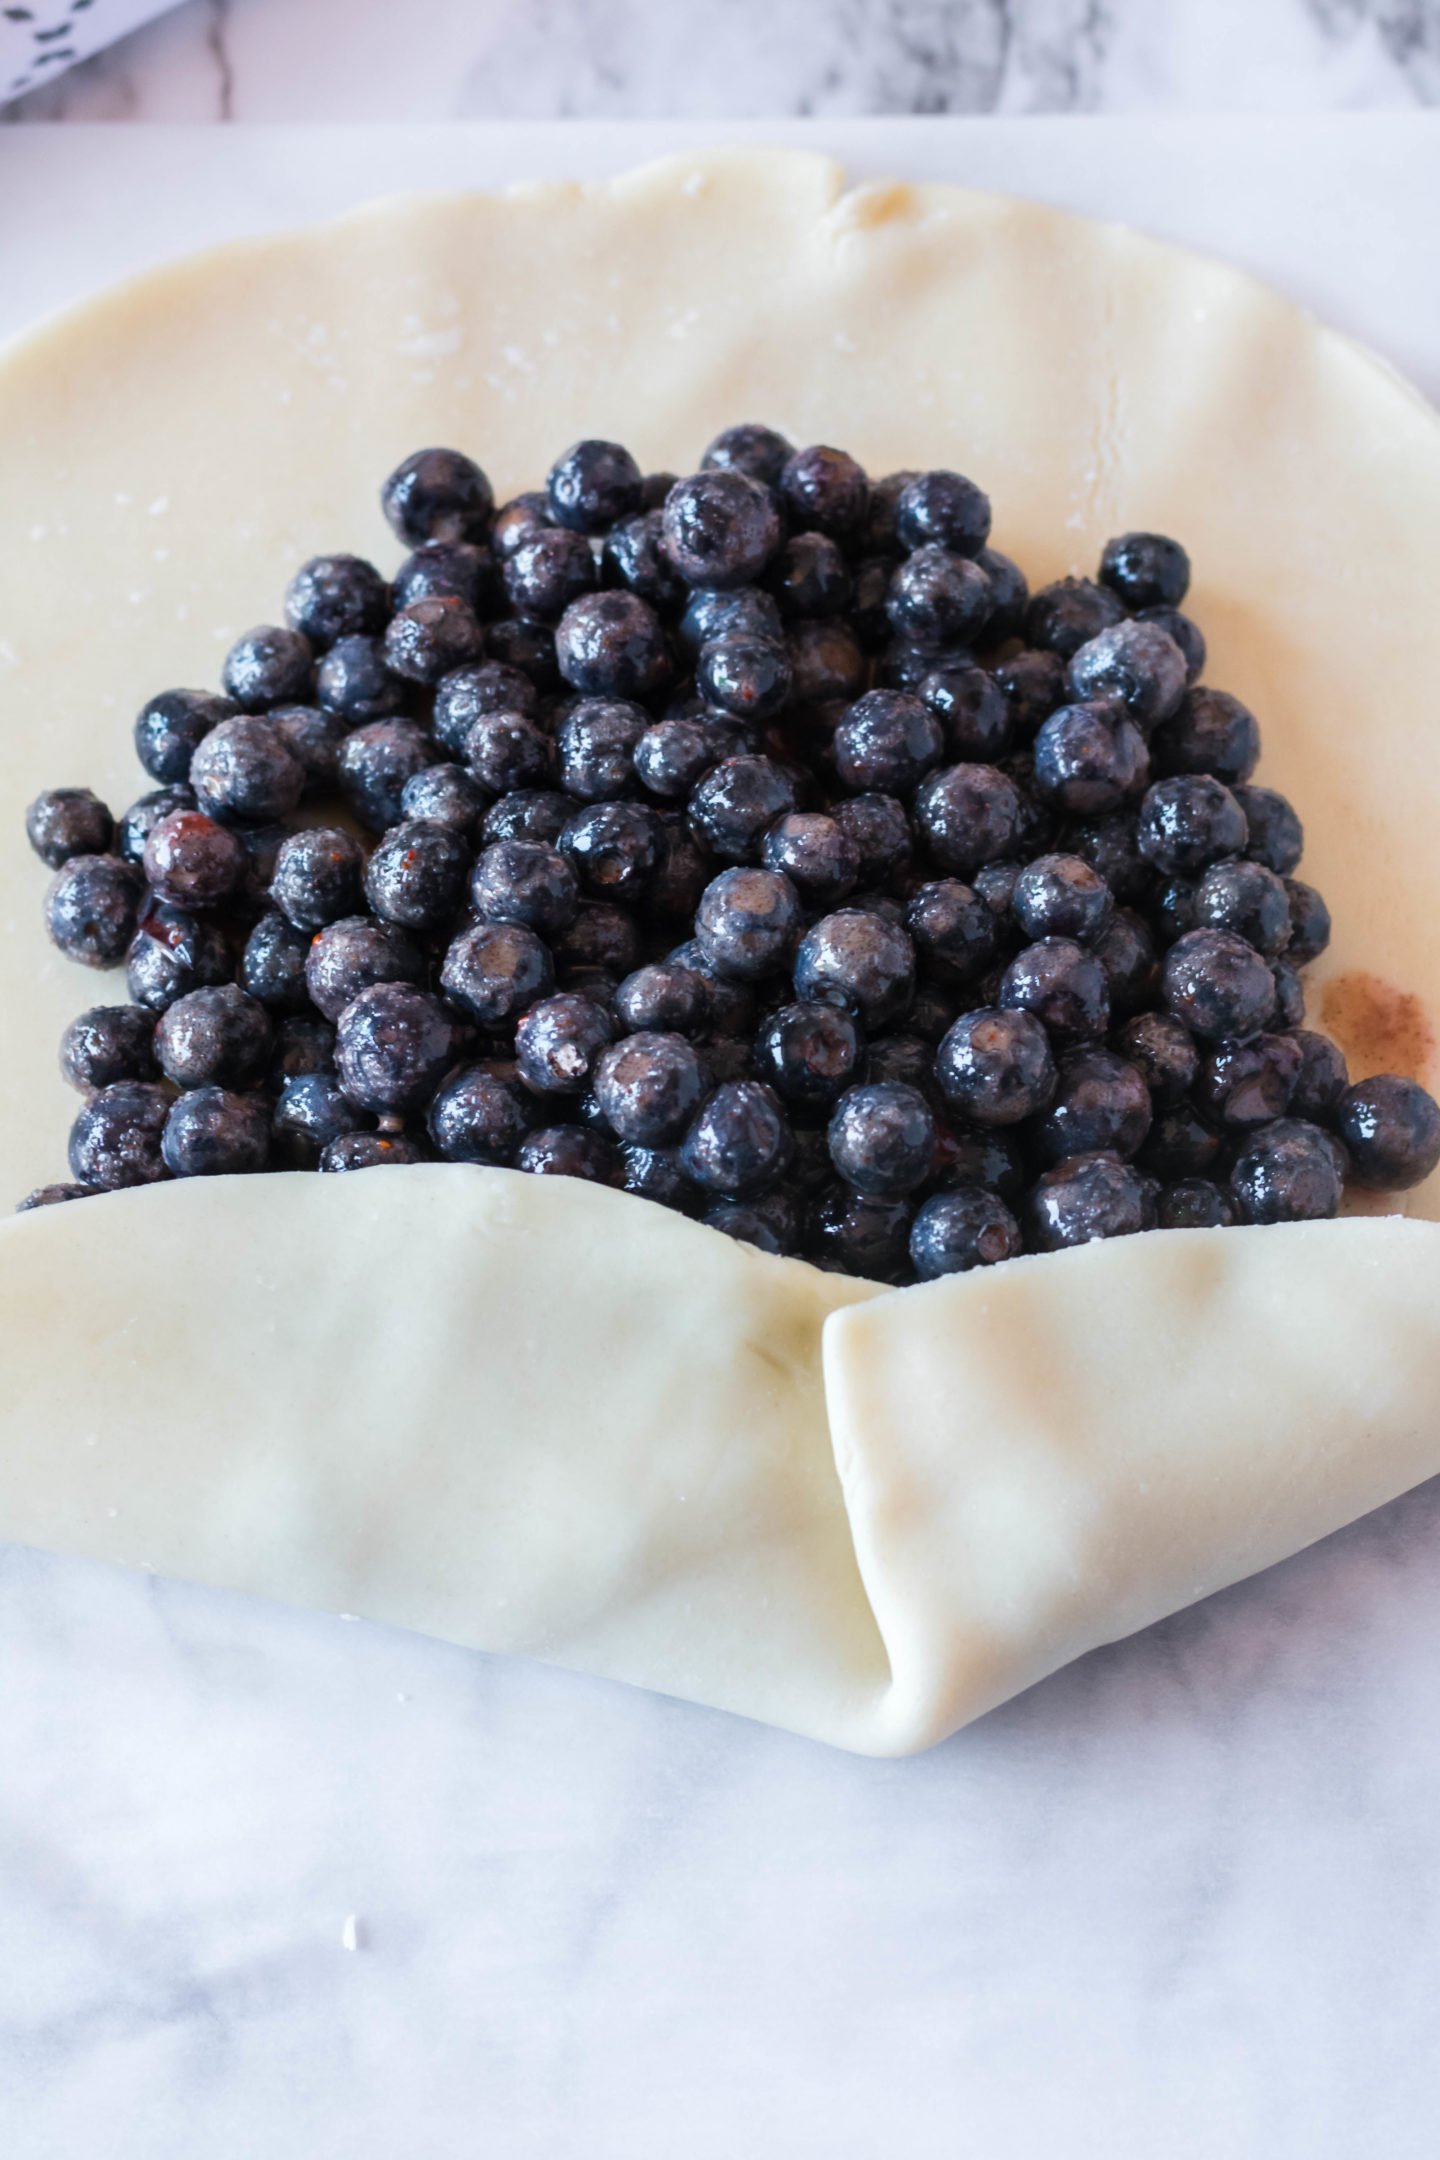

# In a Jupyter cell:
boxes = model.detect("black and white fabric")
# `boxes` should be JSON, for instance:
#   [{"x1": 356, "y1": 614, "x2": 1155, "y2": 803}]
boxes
[{"x1": 2, "y1": 0, "x2": 182, "y2": 102}]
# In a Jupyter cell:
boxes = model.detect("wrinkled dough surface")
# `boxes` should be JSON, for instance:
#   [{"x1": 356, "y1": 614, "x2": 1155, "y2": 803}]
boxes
[{"x1": 0, "y1": 150, "x2": 1438, "y2": 1750}]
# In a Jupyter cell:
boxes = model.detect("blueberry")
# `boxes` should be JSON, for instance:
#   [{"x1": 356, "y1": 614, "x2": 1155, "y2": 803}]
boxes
[
  {"x1": 135, "y1": 812, "x2": 242, "y2": 913},
  {"x1": 663, "y1": 470, "x2": 781, "y2": 589},
  {"x1": 1028, "y1": 1151, "x2": 1159, "y2": 1250},
  {"x1": 992, "y1": 649, "x2": 1068, "y2": 739},
  {"x1": 269, "y1": 1014, "x2": 337, "y2": 1084},
  {"x1": 778, "y1": 446, "x2": 869, "y2": 544},
  {"x1": 910, "y1": 1186, "x2": 1021, "y2": 1278},
  {"x1": 972, "y1": 860, "x2": 1021, "y2": 917},
  {"x1": 757, "y1": 813, "x2": 855, "y2": 908},
  {"x1": 115, "y1": 784, "x2": 196, "y2": 868},
  {"x1": 914, "y1": 763, "x2": 1021, "y2": 876},
  {"x1": 1067, "y1": 620, "x2": 1187, "y2": 731},
  {"x1": 547, "y1": 438, "x2": 643, "y2": 534},
  {"x1": 681, "y1": 1080, "x2": 792, "y2": 1197},
  {"x1": 315, "y1": 635, "x2": 404, "y2": 723},
  {"x1": 334, "y1": 983, "x2": 454, "y2": 1115},
  {"x1": 130, "y1": 687, "x2": 234, "y2": 786},
  {"x1": 391, "y1": 540, "x2": 495, "y2": 614},
  {"x1": 602, "y1": 511, "x2": 688, "y2": 612},
  {"x1": 678, "y1": 584, "x2": 785, "y2": 655},
  {"x1": 688, "y1": 756, "x2": 796, "y2": 863},
  {"x1": 1230, "y1": 1118, "x2": 1344, "y2": 1223},
  {"x1": 695, "y1": 866, "x2": 804, "y2": 983},
  {"x1": 239, "y1": 911, "x2": 310, "y2": 1013},
  {"x1": 361, "y1": 818, "x2": 469, "y2": 930},
  {"x1": 45, "y1": 855, "x2": 142, "y2": 969},
  {"x1": 155, "y1": 984, "x2": 271, "y2": 1091},
  {"x1": 1033, "y1": 1046, "x2": 1152, "y2": 1165},
  {"x1": 491, "y1": 491, "x2": 551, "y2": 560},
  {"x1": 306, "y1": 915, "x2": 426, "y2": 1022},
  {"x1": 559, "y1": 800, "x2": 661, "y2": 902},
  {"x1": 1152, "y1": 876, "x2": 1200, "y2": 948},
  {"x1": 1196, "y1": 1032, "x2": 1302, "y2": 1128},
  {"x1": 919, "y1": 662, "x2": 1011, "y2": 762},
  {"x1": 272, "y1": 1073, "x2": 369, "y2": 1168},
  {"x1": 936, "y1": 1007, "x2": 1056, "y2": 1127},
  {"x1": 1138, "y1": 1101, "x2": 1223, "y2": 1182},
  {"x1": 1337, "y1": 1075, "x2": 1440, "y2": 1191},
  {"x1": 263, "y1": 827, "x2": 362, "y2": 932},
  {"x1": 1157, "y1": 1179, "x2": 1235, "y2": 1230},
  {"x1": 1093, "y1": 907, "x2": 1159, "y2": 1017},
  {"x1": 128, "y1": 899, "x2": 232, "y2": 1012},
  {"x1": 755, "y1": 1000, "x2": 862, "y2": 1112},
  {"x1": 828, "y1": 1081, "x2": 936, "y2": 1199},
  {"x1": 320, "y1": 1131, "x2": 427, "y2": 1172},
  {"x1": 284, "y1": 553, "x2": 389, "y2": 646},
  {"x1": 794, "y1": 908, "x2": 915, "y2": 1029},
  {"x1": 160, "y1": 1089, "x2": 270, "y2": 1177},
  {"x1": 440, "y1": 917, "x2": 552, "y2": 1028},
  {"x1": 697, "y1": 633, "x2": 792, "y2": 723},
  {"x1": 1137, "y1": 604, "x2": 1205, "y2": 683},
  {"x1": 1114, "y1": 1011, "x2": 1197, "y2": 1104},
  {"x1": 809, "y1": 1184, "x2": 913, "y2": 1283},
  {"x1": 832, "y1": 689, "x2": 945, "y2": 797},
  {"x1": 615, "y1": 960, "x2": 709, "y2": 1037},
  {"x1": 16, "y1": 1184, "x2": 96, "y2": 1213},
  {"x1": 433, "y1": 659, "x2": 538, "y2": 755},
  {"x1": 830, "y1": 794, "x2": 913, "y2": 888},
  {"x1": 1289, "y1": 1030, "x2": 1349, "y2": 1122},
  {"x1": 60, "y1": 1004, "x2": 158, "y2": 1093},
  {"x1": 1163, "y1": 929, "x2": 1277, "y2": 1041},
  {"x1": 999, "y1": 936, "x2": 1109, "y2": 1042},
  {"x1": 466, "y1": 840, "x2": 576, "y2": 942},
  {"x1": 427, "y1": 1062, "x2": 532, "y2": 1165},
  {"x1": 1191, "y1": 858, "x2": 1292, "y2": 958},
  {"x1": 937, "y1": 1129, "x2": 1027, "y2": 1206},
  {"x1": 766, "y1": 532, "x2": 851, "y2": 619},
  {"x1": 594, "y1": 1032, "x2": 708, "y2": 1146},
  {"x1": 1098, "y1": 531, "x2": 1191, "y2": 610},
  {"x1": 556, "y1": 902, "x2": 641, "y2": 979},
  {"x1": 555, "y1": 591, "x2": 672, "y2": 702},
  {"x1": 895, "y1": 470, "x2": 991, "y2": 558},
  {"x1": 515, "y1": 1126, "x2": 616, "y2": 1183},
  {"x1": 266, "y1": 705, "x2": 348, "y2": 796},
  {"x1": 384, "y1": 596, "x2": 486, "y2": 685},
  {"x1": 400, "y1": 761, "x2": 488, "y2": 837},
  {"x1": 975, "y1": 548, "x2": 1029, "y2": 642},
  {"x1": 704, "y1": 1198, "x2": 792, "y2": 1256},
  {"x1": 191, "y1": 715, "x2": 305, "y2": 824},
  {"x1": 1152, "y1": 688, "x2": 1260, "y2": 786},
  {"x1": 513, "y1": 994, "x2": 615, "y2": 1097},
  {"x1": 1274, "y1": 961, "x2": 1307, "y2": 1031},
  {"x1": 68, "y1": 1081, "x2": 172, "y2": 1189},
  {"x1": 338, "y1": 719, "x2": 437, "y2": 831},
  {"x1": 503, "y1": 528, "x2": 598, "y2": 623},
  {"x1": 1032, "y1": 702, "x2": 1148, "y2": 815},
  {"x1": 1284, "y1": 879, "x2": 1332, "y2": 966},
  {"x1": 860, "y1": 470, "x2": 920, "y2": 557},
  {"x1": 848, "y1": 558, "x2": 897, "y2": 650},
  {"x1": 545, "y1": 697, "x2": 642, "y2": 803},
  {"x1": 1024, "y1": 577, "x2": 1124, "y2": 658},
  {"x1": 701, "y1": 423, "x2": 794, "y2": 487},
  {"x1": 1135, "y1": 774, "x2": 1249, "y2": 877},
  {"x1": 1008, "y1": 852, "x2": 1112, "y2": 946},
  {"x1": 905, "y1": 879, "x2": 997, "y2": 985},
  {"x1": 221, "y1": 625, "x2": 314, "y2": 712},
  {"x1": 381, "y1": 447, "x2": 494, "y2": 546},
  {"x1": 886, "y1": 547, "x2": 991, "y2": 654},
  {"x1": 461, "y1": 709, "x2": 554, "y2": 797},
  {"x1": 1225, "y1": 786, "x2": 1301, "y2": 879}
]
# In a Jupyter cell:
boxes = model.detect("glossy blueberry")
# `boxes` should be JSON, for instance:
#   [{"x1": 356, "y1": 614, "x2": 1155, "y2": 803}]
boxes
[
  {"x1": 221, "y1": 625, "x2": 313, "y2": 712},
  {"x1": 937, "y1": 1129, "x2": 1027, "y2": 1207},
  {"x1": 155, "y1": 984, "x2": 271, "y2": 1091},
  {"x1": 1232, "y1": 785, "x2": 1303, "y2": 877},
  {"x1": 1156, "y1": 1178, "x2": 1235, "y2": 1231},
  {"x1": 697, "y1": 633, "x2": 792, "y2": 723},
  {"x1": 399, "y1": 761, "x2": 488, "y2": 838},
  {"x1": 265, "y1": 705, "x2": 347, "y2": 796},
  {"x1": 1284, "y1": 879, "x2": 1332, "y2": 966},
  {"x1": 1114, "y1": 1011, "x2": 1197, "y2": 1104},
  {"x1": 361, "y1": 818, "x2": 469, "y2": 930},
  {"x1": 467, "y1": 840, "x2": 576, "y2": 942},
  {"x1": 694, "y1": 866, "x2": 803, "y2": 984},
  {"x1": 1023, "y1": 577, "x2": 1124, "y2": 658},
  {"x1": 191, "y1": 715, "x2": 305, "y2": 824},
  {"x1": 1162, "y1": 929, "x2": 1277, "y2": 1042},
  {"x1": 238, "y1": 912, "x2": 309, "y2": 1014},
  {"x1": 919, "y1": 662, "x2": 1011, "y2": 763},
  {"x1": 556, "y1": 902, "x2": 641, "y2": 980},
  {"x1": 503, "y1": 528, "x2": 598, "y2": 624},
  {"x1": 1152, "y1": 688, "x2": 1260, "y2": 786},
  {"x1": 663, "y1": 470, "x2": 781, "y2": 590},
  {"x1": 1010, "y1": 852, "x2": 1113, "y2": 946},
  {"x1": 602, "y1": 511, "x2": 688, "y2": 613},
  {"x1": 1066, "y1": 620, "x2": 1187, "y2": 731},
  {"x1": 1289, "y1": 1030, "x2": 1349, "y2": 1122},
  {"x1": 1230, "y1": 1118, "x2": 1344, "y2": 1223},
  {"x1": 610, "y1": 960, "x2": 704, "y2": 1039},
  {"x1": 619, "y1": 1144, "x2": 698, "y2": 1212},
  {"x1": 320, "y1": 1131, "x2": 426, "y2": 1172},
  {"x1": 1337, "y1": 1075, "x2": 1440, "y2": 1191},
  {"x1": 847, "y1": 557, "x2": 896, "y2": 650},
  {"x1": 1032, "y1": 703, "x2": 1148, "y2": 816},
  {"x1": 832, "y1": 689, "x2": 944, "y2": 797},
  {"x1": 391, "y1": 540, "x2": 495, "y2": 614},
  {"x1": 756, "y1": 815, "x2": 853, "y2": 911},
  {"x1": 936, "y1": 1007, "x2": 1056, "y2": 1127},
  {"x1": 704, "y1": 1194, "x2": 802, "y2": 1257},
  {"x1": 1191, "y1": 858, "x2": 1292, "y2": 958},
  {"x1": 269, "y1": 1014, "x2": 337, "y2": 1085},
  {"x1": 337, "y1": 720, "x2": 436, "y2": 831},
  {"x1": 681, "y1": 1080, "x2": 792, "y2": 1197},
  {"x1": 828, "y1": 1081, "x2": 936, "y2": 1199},
  {"x1": 440, "y1": 919, "x2": 553, "y2": 1030},
  {"x1": 809, "y1": 1184, "x2": 913, "y2": 1284},
  {"x1": 130, "y1": 688, "x2": 235, "y2": 787},
  {"x1": 542, "y1": 697, "x2": 642, "y2": 803},
  {"x1": 1098, "y1": 531, "x2": 1190, "y2": 610},
  {"x1": 894, "y1": 470, "x2": 991, "y2": 558},
  {"x1": 1033, "y1": 1047, "x2": 1152, "y2": 1165},
  {"x1": 60, "y1": 1004, "x2": 158, "y2": 1093},
  {"x1": 490, "y1": 491, "x2": 551, "y2": 561},
  {"x1": 976, "y1": 548, "x2": 1029, "y2": 642},
  {"x1": 45, "y1": 854, "x2": 142, "y2": 969},
  {"x1": 559, "y1": 800, "x2": 661, "y2": 902},
  {"x1": 701, "y1": 423, "x2": 793, "y2": 488},
  {"x1": 1274, "y1": 959, "x2": 1307, "y2": 1031},
  {"x1": 426, "y1": 1063, "x2": 531, "y2": 1165},
  {"x1": 284, "y1": 553, "x2": 389, "y2": 646},
  {"x1": 885, "y1": 546, "x2": 991, "y2": 654},
  {"x1": 555, "y1": 591, "x2": 672, "y2": 702},
  {"x1": 793, "y1": 908, "x2": 915, "y2": 1030},
  {"x1": 1138, "y1": 1102, "x2": 1222, "y2": 1182},
  {"x1": 547, "y1": 438, "x2": 643, "y2": 534},
  {"x1": 913, "y1": 763, "x2": 1021, "y2": 878},
  {"x1": 160, "y1": 1086, "x2": 271, "y2": 1177},
  {"x1": 1094, "y1": 907, "x2": 1159, "y2": 1017},
  {"x1": 334, "y1": 983, "x2": 454, "y2": 1116},
  {"x1": 972, "y1": 860, "x2": 1020, "y2": 918},
  {"x1": 263, "y1": 827, "x2": 362, "y2": 932},
  {"x1": 677, "y1": 585, "x2": 786, "y2": 656},
  {"x1": 513, "y1": 994, "x2": 615, "y2": 1098},
  {"x1": 787, "y1": 620, "x2": 868, "y2": 708},
  {"x1": 1135, "y1": 774, "x2": 1249, "y2": 878},
  {"x1": 1137, "y1": 605, "x2": 1205, "y2": 683},
  {"x1": 827, "y1": 794, "x2": 910, "y2": 890},
  {"x1": 315, "y1": 634, "x2": 403, "y2": 723},
  {"x1": 432, "y1": 659, "x2": 538, "y2": 756},
  {"x1": 138, "y1": 810, "x2": 244, "y2": 909},
  {"x1": 1029, "y1": 1151, "x2": 1159, "y2": 1251},
  {"x1": 754, "y1": 1000, "x2": 862, "y2": 1113},
  {"x1": 115, "y1": 785, "x2": 196, "y2": 868},
  {"x1": 272, "y1": 1073, "x2": 369, "y2": 1168},
  {"x1": 904, "y1": 879, "x2": 997, "y2": 987},
  {"x1": 859, "y1": 471, "x2": 919, "y2": 557},
  {"x1": 67, "y1": 1081, "x2": 172, "y2": 1189},
  {"x1": 594, "y1": 1032, "x2": 708, "y2": 1146},
  {"x1": 999, "y1": 937, "x2": 1109, "y2": 1042},
  {"x1": 910, "y1": 1186, "x2": 1021, "y2": 1278},
  {"x1": 384, "y1": 596, "x2": 486, "y2": 685},
  {"x1": 305, "y1": 915, "x2": 426, "y2": 1023},
  {"x1": 515, "y1": 1125, "x2": 616, "y2": 1182},
  {"x1": 128, "y1": 899, "x2": 231, "y2": 1013},
  {"x1": 992, "y1": 648, "x2": 1068, "y2": 740},
  {"x1": 460, "y1": 709, "x2": 553, "y2": 798},
  {"x1": 778, "y1": 446, "x2": 869, "y2": 544},
  {"x1": 765, "y1": 531, "x2": 850, "y2": 619},
  {"x1": 381, "y1": 447, "x2": 494, "y2": 546},
  {"x1": 1196, "y1": 1033, "x2": 1302, "y2": 1129},
  {"x1": 687, "y1": 756, "x2": 795, "y2": 865}
]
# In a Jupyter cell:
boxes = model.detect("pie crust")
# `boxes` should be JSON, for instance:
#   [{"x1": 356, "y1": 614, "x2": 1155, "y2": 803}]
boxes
[{"x1": 0, "y1": 148, "x2": 1436, "y2": 1752}]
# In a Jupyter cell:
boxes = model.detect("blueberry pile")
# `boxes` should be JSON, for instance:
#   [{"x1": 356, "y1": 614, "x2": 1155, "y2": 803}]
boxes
[{"x1": 20, "y1": 431, "x2": 1440, "y2": 1281}]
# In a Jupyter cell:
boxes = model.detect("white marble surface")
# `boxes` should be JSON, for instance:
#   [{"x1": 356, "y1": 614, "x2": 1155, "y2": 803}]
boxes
[
  {"x1": 3, "y1": 0, "x2": 1439, "y2": 120},
  {"x1": 3, "y1": 113, "x2": 1440, "y2": 2160}
]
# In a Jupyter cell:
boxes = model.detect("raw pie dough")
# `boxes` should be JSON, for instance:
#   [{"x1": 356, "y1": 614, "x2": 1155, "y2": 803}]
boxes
[{"x1": 0, "y1": 148, "x2": 1437, "y2": 1753}]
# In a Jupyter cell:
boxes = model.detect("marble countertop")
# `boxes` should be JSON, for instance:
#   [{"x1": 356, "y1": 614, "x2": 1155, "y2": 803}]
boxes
[
  {"x1": 3, "y1": 108, "x2": 1440, "y2": 2160},
  {"x1": 3, "y1": 0, "x2": 1438, "y2": 121}
]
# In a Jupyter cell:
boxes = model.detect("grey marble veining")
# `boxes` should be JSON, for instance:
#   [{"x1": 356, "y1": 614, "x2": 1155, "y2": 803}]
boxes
[{"x1": 3, "y1": 0, "x2": 1438, "y2": 122}]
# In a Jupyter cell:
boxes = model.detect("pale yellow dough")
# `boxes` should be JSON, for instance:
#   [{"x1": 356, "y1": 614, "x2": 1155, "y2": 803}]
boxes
[{"x1": 0, "y1": 148, "x2": 1437, "y2": 1752}]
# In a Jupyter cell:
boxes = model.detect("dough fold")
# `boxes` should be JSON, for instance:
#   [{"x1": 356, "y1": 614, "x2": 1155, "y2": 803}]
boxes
[{"x1": 0, "y1": 1171, "x2": 1437, "y2": 1754}]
